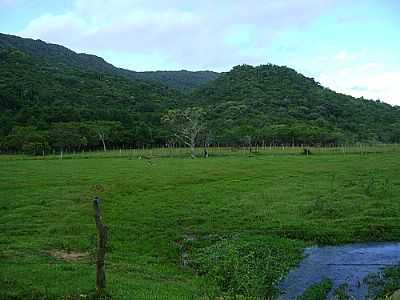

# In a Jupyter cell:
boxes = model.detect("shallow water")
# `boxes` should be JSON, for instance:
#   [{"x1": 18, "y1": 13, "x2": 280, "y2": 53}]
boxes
[{"x1": 279, "y1": 242, "x2": 400, "y2": 299}]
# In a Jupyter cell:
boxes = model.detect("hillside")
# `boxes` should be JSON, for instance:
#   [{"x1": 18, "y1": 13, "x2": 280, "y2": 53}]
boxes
[
  {"x1": 0, "y1": 33, "x2": 219, "y2": 91},
  {"x1": 190, "y1": 64, "x2": 400, "y2": 145},
  {"x1": 1, "y1": 34, "x2": 400, "y2": 154},
  {"x1": 0, "y1": 48, "x2": 182, "y2": 152},
  {"x1": 133, "y1": 70, "x2": 219, "y2": 92}
]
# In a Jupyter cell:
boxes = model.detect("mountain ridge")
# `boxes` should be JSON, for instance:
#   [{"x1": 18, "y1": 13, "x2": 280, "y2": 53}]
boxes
[{"x1": 0, "y1": 32, "x2": 220, "y2": 92}]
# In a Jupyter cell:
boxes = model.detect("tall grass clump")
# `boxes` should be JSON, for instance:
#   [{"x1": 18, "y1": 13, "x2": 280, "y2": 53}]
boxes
[{"x1": 191, "y1": 235, "x2": 306, "y2": 299}]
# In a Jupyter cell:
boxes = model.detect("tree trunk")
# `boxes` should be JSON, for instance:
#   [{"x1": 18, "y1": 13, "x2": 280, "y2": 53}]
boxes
[
  {"x1": 93, "y1": 197, "x2": 108, "y2": 293},
  {"x1": 190, "y1": 144, "x2": 196, "y2": 158},
  {"x1": 190, "y1": 136, "x2": 196, "y2": 158},
  {"x1": 101, "y1": 138, "x2": 107, "y2": 152},
  {"x1": 203, "y1": 143, "x2": 209, "y2": 158},
  {"x1": 98, "y1": 132, "x2": 107, "y2": 152}
]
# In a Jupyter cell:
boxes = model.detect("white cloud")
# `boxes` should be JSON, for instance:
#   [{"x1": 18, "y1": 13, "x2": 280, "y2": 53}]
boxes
[
  {"x1": 319, "y1": 64, "x2": 400, "y2": 106},
  {"x1": 294, "y1": 50, "x2": 400, "y2": 106},
  {"x1": 18, "y1": 0, "x2": 337, "y2": 70},
  {"x1": 334, "y1": 50, "x2": 359, "y2": 63},
  {"x1": 21, "y1": 13, "x2": 89, "y2": 48}
]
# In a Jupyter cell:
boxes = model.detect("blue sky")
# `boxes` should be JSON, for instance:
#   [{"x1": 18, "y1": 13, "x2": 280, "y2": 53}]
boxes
[{"x1": 1, "y1": 0, "x2": 399, "y2": 105}]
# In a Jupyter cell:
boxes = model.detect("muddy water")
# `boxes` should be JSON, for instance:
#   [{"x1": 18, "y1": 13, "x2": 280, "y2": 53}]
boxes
[{"x1": 279, "y1": 242, "x2": 400, "y2": 299}]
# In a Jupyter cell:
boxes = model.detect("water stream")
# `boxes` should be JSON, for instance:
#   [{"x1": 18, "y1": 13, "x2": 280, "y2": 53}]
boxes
[{"x1": 279, "y1": 242, "x2": 400, "y2": 299}]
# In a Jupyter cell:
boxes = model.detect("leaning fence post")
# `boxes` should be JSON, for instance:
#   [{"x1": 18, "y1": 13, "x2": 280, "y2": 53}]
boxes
[{"x1": 93, "y1": 197, "x2": 108, "y2": 293}]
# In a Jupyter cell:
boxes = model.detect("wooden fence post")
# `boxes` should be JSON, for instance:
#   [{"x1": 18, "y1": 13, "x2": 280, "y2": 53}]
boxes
[{"x1": 93, "y1": 197, "x2": 108, "y2": 293}]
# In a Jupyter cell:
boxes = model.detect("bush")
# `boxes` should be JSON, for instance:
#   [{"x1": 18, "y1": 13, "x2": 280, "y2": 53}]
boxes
[{"x1": 191, "y1": 235, "x2": 305, "y2": 299}]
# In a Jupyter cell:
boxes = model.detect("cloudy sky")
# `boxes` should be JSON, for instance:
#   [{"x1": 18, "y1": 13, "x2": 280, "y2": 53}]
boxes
[{"x1": 1, "y1": 0, "x2": 399, "y2": 105}]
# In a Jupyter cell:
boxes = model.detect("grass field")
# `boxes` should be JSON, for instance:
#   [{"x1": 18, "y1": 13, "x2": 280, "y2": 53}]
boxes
[{"x1": 1, "y1": 147, "x2": 400, "y2": 299}]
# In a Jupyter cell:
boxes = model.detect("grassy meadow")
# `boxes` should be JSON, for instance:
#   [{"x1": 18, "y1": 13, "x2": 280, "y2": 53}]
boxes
[{"x1": 1, "y1": 147, "x2": 400, "y2": 299}]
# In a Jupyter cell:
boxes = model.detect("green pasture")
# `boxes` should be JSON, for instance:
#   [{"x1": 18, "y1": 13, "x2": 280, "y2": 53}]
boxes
[{"x1": 1, "y1": 148, "x2": 400, "y2": 299}]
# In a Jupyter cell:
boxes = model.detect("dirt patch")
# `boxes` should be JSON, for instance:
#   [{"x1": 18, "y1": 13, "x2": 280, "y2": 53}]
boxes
[{"x1": 51, "y1": 250, "x2": 88, "y2": 261}]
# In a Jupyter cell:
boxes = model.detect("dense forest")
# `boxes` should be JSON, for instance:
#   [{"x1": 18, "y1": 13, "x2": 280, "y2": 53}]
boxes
[
  {"x1": 191, "y1": 65, "x2": 400, "y2": 146},
  {"x1": 0, "y1": 48, "x2": 181, "y2": 153},
  {"x1": 0, "y1": 33, "x2": 399, "y2": 154}
]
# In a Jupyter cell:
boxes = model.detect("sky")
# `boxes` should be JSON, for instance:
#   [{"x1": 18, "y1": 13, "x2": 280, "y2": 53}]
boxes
[{"x1": 1, "y1": 0, "x2": 399, "y2": 105}]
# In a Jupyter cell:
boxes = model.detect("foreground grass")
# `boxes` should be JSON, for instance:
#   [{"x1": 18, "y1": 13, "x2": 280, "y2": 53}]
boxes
[{"x1": 1, "y1": 151, "x2": 400, "y2": 299}]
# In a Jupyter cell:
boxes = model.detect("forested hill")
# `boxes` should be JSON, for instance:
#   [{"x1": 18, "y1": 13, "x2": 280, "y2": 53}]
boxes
[
  {"x1": 1, "y1": 33, "x2": 400, "y2": 154},
  {"x1": 133, "y1": 70, "x2": 219, "y2": 92},
  {"x1": 0, "y1": 48, "x2": 182, "y2": 152},
  {"x1": 0, "y1": 33, "x2": 219, "y2": 91},
  {"x1": 189, "y1": 64, "x2": 400, "y2": 145}
]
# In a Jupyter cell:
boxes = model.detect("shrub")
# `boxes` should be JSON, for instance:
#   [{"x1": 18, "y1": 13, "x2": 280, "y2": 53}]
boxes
[{"x1": 191, "y1": 235, "x2": 305, "y2": 299}]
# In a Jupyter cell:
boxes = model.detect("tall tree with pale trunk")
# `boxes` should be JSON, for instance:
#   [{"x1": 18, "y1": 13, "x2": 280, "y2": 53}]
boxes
[{"x1": 162, "y1": 107, "x2": 206, "y2": 158}]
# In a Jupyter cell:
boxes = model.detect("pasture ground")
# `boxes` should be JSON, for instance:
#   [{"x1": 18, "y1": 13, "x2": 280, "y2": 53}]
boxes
[{"x1": 1, "y1": 147, "x2": 400, "y2": 299}]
